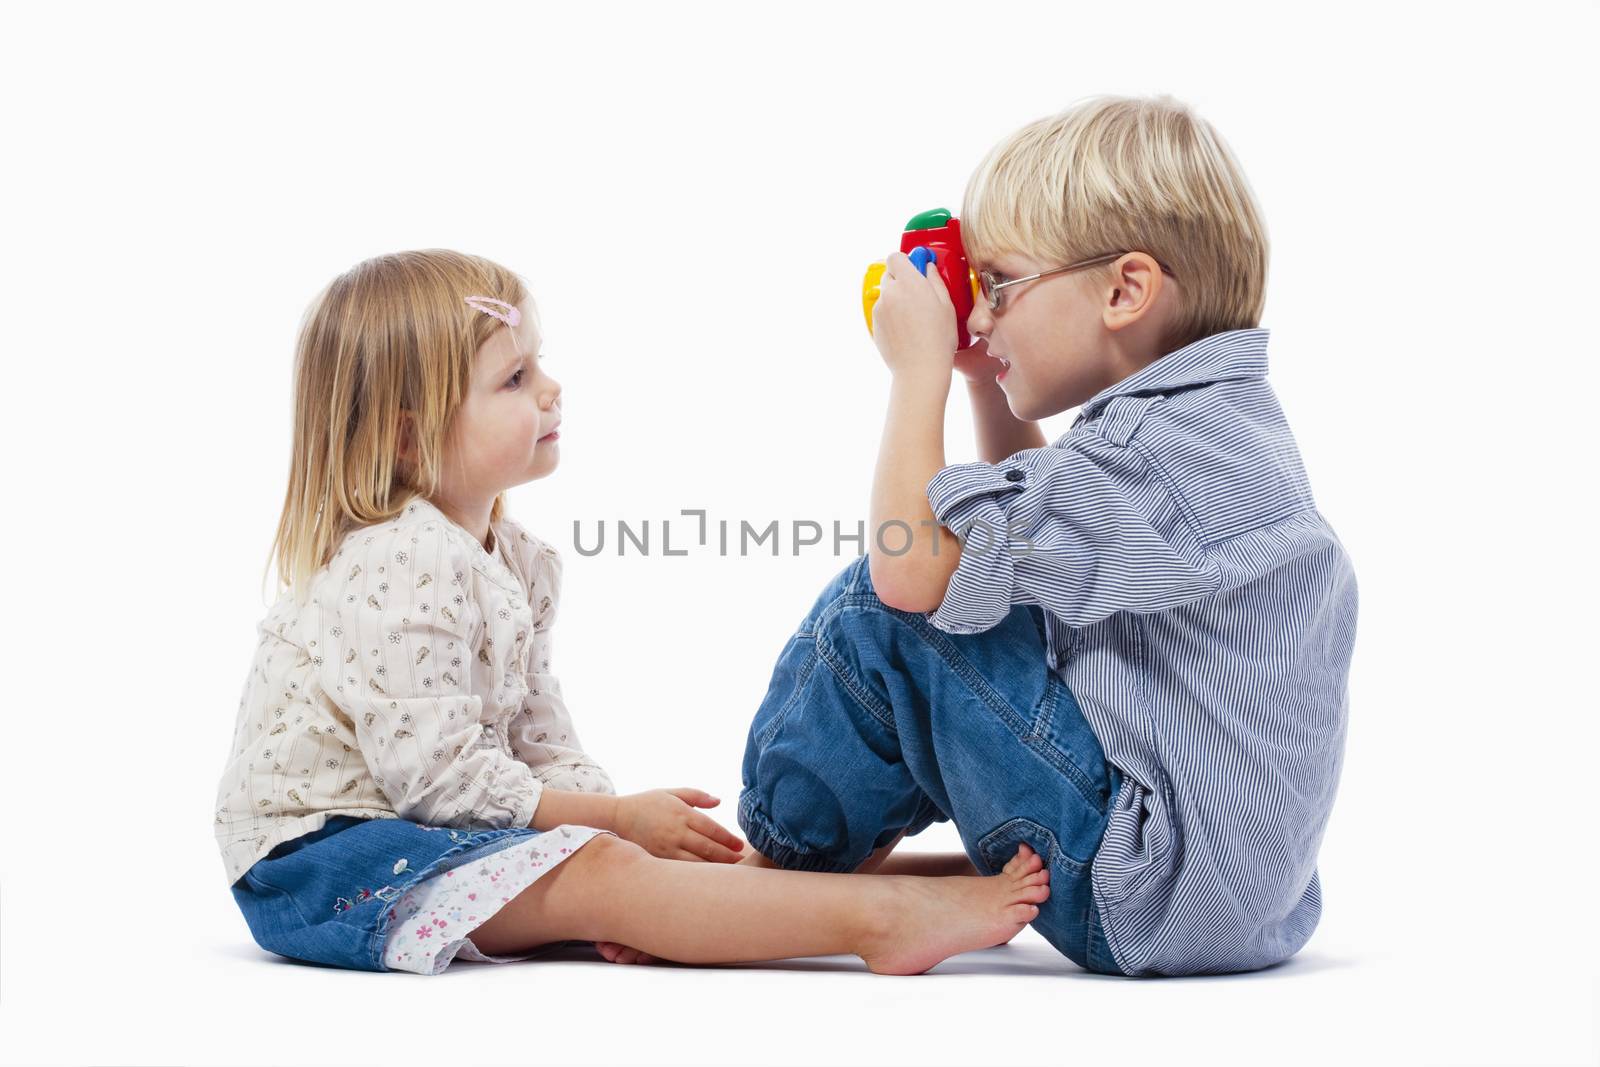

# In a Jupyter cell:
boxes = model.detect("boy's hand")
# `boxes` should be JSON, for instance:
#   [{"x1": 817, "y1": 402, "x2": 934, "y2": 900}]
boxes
[
  {"x1": 613, "y1": 788, "x2": 745, "y2": 863},
  {"x1": 871, "y1": 250, "x2": 958, "y2": 384}
]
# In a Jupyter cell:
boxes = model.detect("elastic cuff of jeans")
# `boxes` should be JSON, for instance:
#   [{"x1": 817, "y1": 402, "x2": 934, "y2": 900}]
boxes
[{"x1": 736, "y1": 790, "x2": 856, "y2": 874}]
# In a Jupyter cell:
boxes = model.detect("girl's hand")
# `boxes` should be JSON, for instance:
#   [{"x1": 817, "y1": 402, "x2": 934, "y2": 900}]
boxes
[
  {"x1": 613, "y1": 788, "x2": 745, "y2": 863},
  {"x1": 871, "y1": 250, "x2": 958, "y2": 383}
]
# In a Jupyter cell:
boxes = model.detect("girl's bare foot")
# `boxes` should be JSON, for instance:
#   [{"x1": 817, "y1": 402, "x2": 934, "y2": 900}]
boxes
[
  {"x1": 858, "y1": 843, "x2": 1050, "y2": 975},
  {"x1": 593, "y1": 845, "x2": 1045, "y2": 970},
  {"x1": 595, "y1": 940, "x2": 657, "y2": 965}
]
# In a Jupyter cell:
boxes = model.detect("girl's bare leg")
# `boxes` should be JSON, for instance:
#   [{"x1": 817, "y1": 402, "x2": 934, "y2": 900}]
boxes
[
  {"x1": 470, "y1": 833, "x2": 1049, "y2": 975},
  {"x1": 718, "y1": 835, "x2": 990, "y2": 964}
]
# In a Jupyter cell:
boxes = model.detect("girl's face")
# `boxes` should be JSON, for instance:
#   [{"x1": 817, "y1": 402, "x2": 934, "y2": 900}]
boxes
[{"x1": 435, "y1": 296, "x2": 562, "y2": 506}]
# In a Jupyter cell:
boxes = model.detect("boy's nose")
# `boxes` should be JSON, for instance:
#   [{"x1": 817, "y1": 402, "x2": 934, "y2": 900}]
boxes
[{"x1": 967, "y1": 301, "x2": 994, "y2": 342}]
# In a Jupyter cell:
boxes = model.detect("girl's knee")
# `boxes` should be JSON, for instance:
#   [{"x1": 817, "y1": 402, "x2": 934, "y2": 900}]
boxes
[
  {"x1": 572, "y1": 830, "x2": 646, "y2": 873},
  {"x1": 467, "y1": 832, "x2": 644, "y2": 954},
  {"x1": 524, "y1": 831, "x2": 650, "y2": 899}
]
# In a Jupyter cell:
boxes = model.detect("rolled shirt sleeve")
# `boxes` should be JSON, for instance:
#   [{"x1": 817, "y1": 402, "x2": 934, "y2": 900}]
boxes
[
  {"x1": 507, "y1": 543, "x2": 616, "y2": 795},
  {"x1": 327, "y1": 521, "x2": 544, "y2": 829},
  {"x1": 924, "y1": 437, "x2": 1222, "y2": 634}
]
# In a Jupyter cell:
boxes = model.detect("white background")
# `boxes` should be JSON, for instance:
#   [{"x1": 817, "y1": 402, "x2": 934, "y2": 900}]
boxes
[{"x1": 2, "y1": 1, "x2": 1596, "y2": 1064}]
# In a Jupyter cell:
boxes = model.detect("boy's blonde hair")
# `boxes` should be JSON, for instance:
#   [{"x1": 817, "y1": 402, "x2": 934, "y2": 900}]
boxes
[
  {"x1": 267, "y1": 249, "x2": 527, "y2": 603},
  {"x1": 962, "y1": 93, "x2": 1268, "y2": 355}
]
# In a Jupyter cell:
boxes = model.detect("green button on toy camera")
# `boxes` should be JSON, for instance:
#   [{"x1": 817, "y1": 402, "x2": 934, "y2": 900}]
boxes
[{"x1": 904, "y1": 208, "x2": 952, "y2": 232}]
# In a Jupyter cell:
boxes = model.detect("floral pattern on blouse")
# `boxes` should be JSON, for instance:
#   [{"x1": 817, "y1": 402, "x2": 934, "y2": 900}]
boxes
[{"x1": 213, "y1": 497, "x2": 615, "y2": 886}]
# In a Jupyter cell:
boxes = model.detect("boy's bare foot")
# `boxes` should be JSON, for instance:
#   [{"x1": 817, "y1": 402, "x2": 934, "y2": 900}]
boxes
[{"x1": 858, "y1": 843, "x2": 1050, "y2": 975}]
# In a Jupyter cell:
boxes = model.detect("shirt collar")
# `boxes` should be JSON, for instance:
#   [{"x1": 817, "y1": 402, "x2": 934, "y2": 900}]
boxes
[
  {"x1": 401, "y1": 496, "x2": 525, "y2": 595},
  {"x1": 1074, "y1": 327, "x2": 1271, "y2": 423}
]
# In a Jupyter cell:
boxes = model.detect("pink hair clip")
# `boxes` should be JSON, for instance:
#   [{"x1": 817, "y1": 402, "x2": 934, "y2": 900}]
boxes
[{"x1": 463, "y1": 295, "x2": 521, "y2": 328}]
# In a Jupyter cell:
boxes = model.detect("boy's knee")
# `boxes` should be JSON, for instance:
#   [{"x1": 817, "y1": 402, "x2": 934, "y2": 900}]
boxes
[{"x1": 796, "y1": 555, "x2": 872, "y2": 631}]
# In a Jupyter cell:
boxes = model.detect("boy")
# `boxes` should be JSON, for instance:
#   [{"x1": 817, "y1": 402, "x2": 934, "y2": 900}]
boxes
[{"x1": 736, "y1": 94, "x2": 1358, "y2": 978}]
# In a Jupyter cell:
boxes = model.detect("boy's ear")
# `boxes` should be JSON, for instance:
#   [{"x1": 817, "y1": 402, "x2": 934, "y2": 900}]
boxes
[{"x1": 1102, "y1": 252, "x2": 1166, "y2": 333}]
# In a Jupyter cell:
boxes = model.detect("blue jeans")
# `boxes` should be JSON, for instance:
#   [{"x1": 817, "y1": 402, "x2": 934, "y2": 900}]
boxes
[{"x1": 738, "y1": 555, "x2": 1127, "y2": 976}]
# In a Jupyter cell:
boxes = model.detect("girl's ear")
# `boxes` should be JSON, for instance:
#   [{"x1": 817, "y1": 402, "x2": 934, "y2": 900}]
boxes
[{"x1": 396, "y1": 410, "x2": 417, "y2": 467}]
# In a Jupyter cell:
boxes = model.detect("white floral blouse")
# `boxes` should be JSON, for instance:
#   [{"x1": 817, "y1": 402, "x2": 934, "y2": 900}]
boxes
[{"x1": 213, "y1": 496, "x2": 615, "y2": 887}]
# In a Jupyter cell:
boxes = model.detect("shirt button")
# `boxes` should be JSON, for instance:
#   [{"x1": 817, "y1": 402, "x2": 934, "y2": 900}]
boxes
[{"x1": 1004, "y1": 469, "x2": 1025, "y2": 482}]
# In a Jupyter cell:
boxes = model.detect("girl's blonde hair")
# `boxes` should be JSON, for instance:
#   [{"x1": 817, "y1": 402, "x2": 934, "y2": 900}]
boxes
[
  {"x1": 961, "y1": 93, "x2": 1268, "y2": 354},
  {"x1": 266, "y1": 249, "x2": 528, "y2": 604}
]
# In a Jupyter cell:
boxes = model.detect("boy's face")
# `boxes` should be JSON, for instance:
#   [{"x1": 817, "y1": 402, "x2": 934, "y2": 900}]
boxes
[{"x1": 965, "y1": 250, "x2": 1175, "y2": 422}]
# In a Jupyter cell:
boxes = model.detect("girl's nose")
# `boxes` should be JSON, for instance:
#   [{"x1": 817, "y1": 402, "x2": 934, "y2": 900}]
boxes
[{"x1": 538, "y1": 370, "x2": 562, "y2": 408}]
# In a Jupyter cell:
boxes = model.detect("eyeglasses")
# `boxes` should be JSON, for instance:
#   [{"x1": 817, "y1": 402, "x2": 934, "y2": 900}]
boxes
[{"x1": 978, "y1": 252, "x2": 1177, "y2": 312}]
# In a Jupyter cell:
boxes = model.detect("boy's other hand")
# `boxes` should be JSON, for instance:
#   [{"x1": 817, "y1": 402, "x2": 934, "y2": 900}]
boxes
[
  {"x1": 872, "y1": 250, "x2": 958, "y2": 383},
  {"x1": 953, "y1": 337, "x2": 1001, "y2": 385},
  {"x1": 613, "y1": 788, "x2": 746, "y2": 863}
]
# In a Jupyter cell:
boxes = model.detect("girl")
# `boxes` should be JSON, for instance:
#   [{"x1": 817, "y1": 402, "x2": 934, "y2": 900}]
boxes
[{"x1": 213, "y1": 249, "x2": 1049, "y2": 976}]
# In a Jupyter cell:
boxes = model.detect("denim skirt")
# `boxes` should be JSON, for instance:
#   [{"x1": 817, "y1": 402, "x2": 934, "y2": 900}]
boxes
[{"x1": 230, "y1": 814, "x2": 592, "y2": 972}]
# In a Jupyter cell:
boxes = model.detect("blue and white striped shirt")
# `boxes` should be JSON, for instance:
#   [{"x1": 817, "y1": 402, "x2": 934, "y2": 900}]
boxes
[{"x1": 925, "y1": 327, "x2": 1357, "y2": 977}]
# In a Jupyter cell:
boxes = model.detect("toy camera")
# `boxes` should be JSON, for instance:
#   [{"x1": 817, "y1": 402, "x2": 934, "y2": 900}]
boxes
[{"x1": 861, "y1": 207, "x2": 981, "y2": 350}]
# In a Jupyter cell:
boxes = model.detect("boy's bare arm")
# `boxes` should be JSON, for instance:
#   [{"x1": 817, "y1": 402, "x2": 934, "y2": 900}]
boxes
[
  {"x1": 868, "y1": 249, "x2": 993, "y2": 614},
  {"x1": 867, "y1": 356, "x2": 1042, "y2": 611},
  {"x1": 867, "y1": 373, "x2": 963, "y2": 613}
]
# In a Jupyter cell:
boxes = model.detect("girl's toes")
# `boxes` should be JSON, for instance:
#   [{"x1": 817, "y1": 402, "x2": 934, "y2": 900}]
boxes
[
  {"x1": 1004, "y1": 845, "x2": 1042, "y2": 878},
  {"x1": 1008, "y1": 902, "x2": 1041, "y2": 924},
  {"x1": 596, "y1": 942, "x2": 620, "y2": 963},
  {"x1": 1022, "y1": 883, "x2": 1050, "y2": 904},
  {"x1": 1022, "y1": 869, "x2": 1050, "y2": 888}
]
